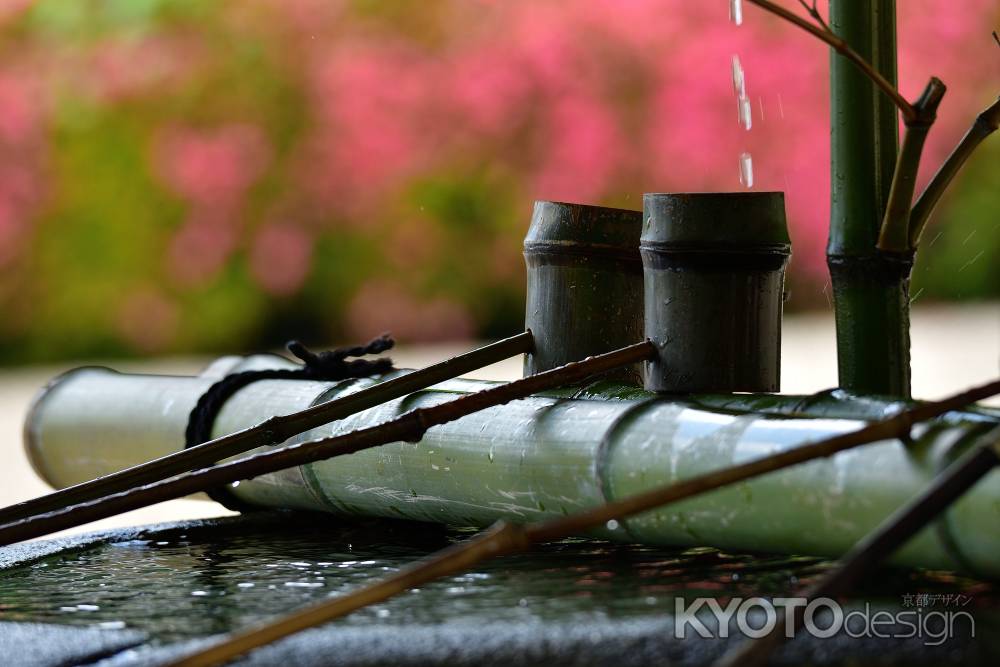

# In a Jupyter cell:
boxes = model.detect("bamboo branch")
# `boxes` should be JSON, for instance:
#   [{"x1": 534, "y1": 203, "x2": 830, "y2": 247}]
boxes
[
  {"x1": 909, "y1": 96, "x2": 1000, "y2": 246},
  {"x1": 0, "y1": 340, "x2": 656, "y2": 546},
  {"x1": 746, "y1": 0, "x2": 915, "y2": 121},
  {"x1": 794, "y1": 0, "x2": 829, "y2": 33},
  {"x1": 163, "y1": 378, "x2": 1000, "y2": 667},
  {"x1": 714, "y1": 427, "x2": 1000, "y2": 667},
  {"x1": 0, "y1": 332, "x2": 534, "y2": 525},
  {"x1": 876, "y1": 78, "x2": 947, "y2": 252},
  {"x1": 751, "y1": 1, "x2": 997, "y2": 252}
]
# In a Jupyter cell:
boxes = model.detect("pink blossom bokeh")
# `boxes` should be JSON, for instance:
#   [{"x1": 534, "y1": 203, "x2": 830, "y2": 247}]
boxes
[{"x1": 0, "y1": 0, "x2": 995, "y2": 357}]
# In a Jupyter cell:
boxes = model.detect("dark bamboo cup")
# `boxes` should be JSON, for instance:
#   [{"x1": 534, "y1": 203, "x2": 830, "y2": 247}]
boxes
[
  {"x1": 523, "y1": 200, "x2": 644, "y2": 384},
  {"x1": 641, "y1": 192, "x2": 790, "y2": 393}
]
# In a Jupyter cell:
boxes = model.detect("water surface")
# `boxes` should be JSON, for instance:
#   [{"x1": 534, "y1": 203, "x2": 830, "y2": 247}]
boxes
[{"x1": 0, "y1": 513, "x2": 994, "y2": 644}]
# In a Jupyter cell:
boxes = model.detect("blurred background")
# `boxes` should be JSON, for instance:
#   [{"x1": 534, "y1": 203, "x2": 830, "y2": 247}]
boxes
[
  {"x1": 0, "y1": 0, "x2": 996, "y2": 362},
  {"x1": 0, "y1": 0, "x2": 996, "y2": 533}
]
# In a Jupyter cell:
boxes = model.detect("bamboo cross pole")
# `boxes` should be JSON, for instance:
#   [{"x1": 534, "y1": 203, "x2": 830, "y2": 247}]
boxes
[
  {"x1": 0, "y1": 340, "x2": 656, "y2": 546},
  {"x1": 0, "y1": 332, "x2": 534, "y2": 525},
  {"x1": 715, "y1": 426, "x2": 1000, "y2": 667},
  {"x1": 163, "y1": 378, "x2": 1000, "y2": 667}
]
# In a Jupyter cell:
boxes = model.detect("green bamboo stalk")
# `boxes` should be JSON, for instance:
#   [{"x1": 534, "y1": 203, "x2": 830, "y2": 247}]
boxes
[
  {"x1": 877, "y1": 78, "x2": 947, "y2": 252},
  {"x1": 828, "y1": 0, "x2": 910, "y2": 397}
]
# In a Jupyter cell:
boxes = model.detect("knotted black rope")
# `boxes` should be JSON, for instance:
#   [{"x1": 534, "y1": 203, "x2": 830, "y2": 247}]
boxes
[{"x1": 185, "y1": 335, "x2": 394, "y2": 510}]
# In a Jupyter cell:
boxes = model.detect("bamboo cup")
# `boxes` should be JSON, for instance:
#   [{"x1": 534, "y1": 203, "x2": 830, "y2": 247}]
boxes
[
  {"x1": 523, "y1": 200, "x2": 644, "y2": 384},
  {"x1": 641, "y1": 192, "x2": 790, "y2": 393}
]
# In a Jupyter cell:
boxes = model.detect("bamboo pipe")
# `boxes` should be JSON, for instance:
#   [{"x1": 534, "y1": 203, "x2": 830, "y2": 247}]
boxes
[
  {"x1": 24, "y1": 358, "x2": 1000, "y2": 577},
  {"x1": 717, "y1": 427, "x2": 1000, "y2": 667},
  {"x1": 2, "y1": 332, "x2": 533, "y2": 525},
  {"x1": 3, "y1": 341, "x2": 655, "y2": 545}
]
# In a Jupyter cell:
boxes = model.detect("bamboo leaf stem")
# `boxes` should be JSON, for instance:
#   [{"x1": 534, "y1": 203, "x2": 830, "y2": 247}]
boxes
[
  {"x1": 0, "y1": 340, "x2": 655, "y2": 546},
  {"x1": 164, "y1": 378, "x2": 1000, "y2": 667},
  {"x1": 909, "y1": 96, "x2": 1000, "y2": 245},
  {"x1": 0, "y1": 332, "x2": 535, "y2": 525}
]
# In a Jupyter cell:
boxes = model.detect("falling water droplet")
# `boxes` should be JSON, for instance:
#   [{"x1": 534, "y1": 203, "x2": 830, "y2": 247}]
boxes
[
  {"x1": 739, "y1": 152, "x2": 754, "y2": 189},
  {"x1": 731, "y1": 55, "x2": 745, "y2": 98},
  {"x1": 730, "y1": 0, "x2": 743, "y2": 25},
  {"x1": 738, "y1": 97, "x2": 753, "y2": 130},
  {"x1": 606, "y1": 519, "x2": 620, "y2": 531}
]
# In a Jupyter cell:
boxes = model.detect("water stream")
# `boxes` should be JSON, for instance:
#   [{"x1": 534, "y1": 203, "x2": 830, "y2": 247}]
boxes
[{"x1": 731, "y1": 1, "x2": 754, "y2": 188}]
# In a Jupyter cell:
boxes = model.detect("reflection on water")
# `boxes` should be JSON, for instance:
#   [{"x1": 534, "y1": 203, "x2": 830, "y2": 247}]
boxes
[{"x1": 0, "y1": 513, "x2": 994, "y2": 644}]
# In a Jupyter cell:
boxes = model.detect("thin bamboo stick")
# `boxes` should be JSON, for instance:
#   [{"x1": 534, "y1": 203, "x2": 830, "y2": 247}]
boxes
[
  {"x1": 0, "y1": 332, "x2": 534, "y2": 525},
  {"x1": 714, "y1": 427, "x2": 1000, "y2": 667},
  {"x1": 0, "y1": 340, "x2": 656, "y2": 546},
  {"x1": 163, "y1": 378, "x2": 1000, "y2": 667}
]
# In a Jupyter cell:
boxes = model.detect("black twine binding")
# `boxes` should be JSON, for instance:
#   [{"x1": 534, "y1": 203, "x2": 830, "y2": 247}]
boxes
[{"x1": 184, "y1": 335, "x2": 395, "y2": 510}]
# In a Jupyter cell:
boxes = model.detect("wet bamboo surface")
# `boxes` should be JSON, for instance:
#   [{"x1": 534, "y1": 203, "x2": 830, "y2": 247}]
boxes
[
  {"x1": 2, "y1": 305, "x2": 995, "y2": 539},
  {"x1": 717, "y1": 427, "x2": 1000, "y2": 667},
  {"x1": 0, "y1": 332, "x2": 533, "y2": 525},
  {"x1": 0, "y1": 341, "x2": 656, "y2": 546}
]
